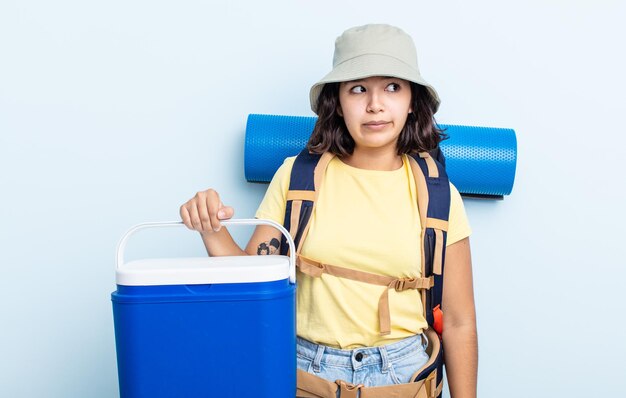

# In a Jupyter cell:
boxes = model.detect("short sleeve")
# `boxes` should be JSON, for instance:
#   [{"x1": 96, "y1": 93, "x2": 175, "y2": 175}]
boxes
[
  {"x1": 446, "y1": 183, "x2": 472, "y2": 246},
  {"x1": 254, "y1": 157, "x2": 296, "y2": 224}
]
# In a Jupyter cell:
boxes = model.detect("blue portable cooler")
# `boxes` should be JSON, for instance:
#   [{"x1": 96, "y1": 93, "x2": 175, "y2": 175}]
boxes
[{"x1": 111, "y1": 219, "x2": 297, "y2": 398}]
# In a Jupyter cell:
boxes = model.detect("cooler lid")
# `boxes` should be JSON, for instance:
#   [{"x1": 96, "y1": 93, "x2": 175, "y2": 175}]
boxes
[{"x1": 116, "y1": 255, "x2": 290, "y2": 286}]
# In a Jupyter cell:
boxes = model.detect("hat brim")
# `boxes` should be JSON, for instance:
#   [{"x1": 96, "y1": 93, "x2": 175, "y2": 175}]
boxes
[{"x1": 309, "y1": 53, "x2": 440, "y2": 114}]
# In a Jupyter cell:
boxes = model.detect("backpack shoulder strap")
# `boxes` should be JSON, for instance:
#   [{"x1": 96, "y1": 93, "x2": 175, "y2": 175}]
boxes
[
  {"x1": 409, "y1": 151, "x2": 451, "y2": 335},
  {"x1": 409, "y1": 150, "x2": 451, "y2": 398},
  {"x1": 280, "y1": 150, "x2": 334, "y2": 255}
]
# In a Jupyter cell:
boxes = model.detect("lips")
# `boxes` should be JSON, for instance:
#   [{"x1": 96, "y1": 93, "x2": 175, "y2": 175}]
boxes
[
  {"x1": 364, "y1": 120, "x2": 389, "y2": 126},
  {"x1": 363, "y1": 121, "x2": 391, "y2": 130}
]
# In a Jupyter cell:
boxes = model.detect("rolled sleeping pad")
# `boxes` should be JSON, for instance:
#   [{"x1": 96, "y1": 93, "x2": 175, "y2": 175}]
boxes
[{"x1": 245, "y1": 114, "x2": 517, "y2": 199}]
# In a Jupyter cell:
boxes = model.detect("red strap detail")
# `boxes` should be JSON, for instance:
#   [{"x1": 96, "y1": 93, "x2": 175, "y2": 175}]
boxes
[{"x1": 433, "y1": 305, "x2": 444, "y2": 335}]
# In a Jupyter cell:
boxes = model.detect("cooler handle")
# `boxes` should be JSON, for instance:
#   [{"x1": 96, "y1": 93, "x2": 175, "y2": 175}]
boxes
[{"x1": 116, "y1": 219, "x2": 297, "y2": 284}]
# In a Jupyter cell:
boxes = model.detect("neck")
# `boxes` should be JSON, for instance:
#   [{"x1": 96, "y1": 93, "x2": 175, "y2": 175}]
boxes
[{"x1": 341, "y1": 147, "x2": 403, "y2": 171}]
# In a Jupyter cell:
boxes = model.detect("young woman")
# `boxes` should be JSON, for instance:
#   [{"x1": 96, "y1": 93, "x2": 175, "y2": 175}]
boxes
[{"x1": 180, "y1": 24, "x2": 477, "y2": 397}]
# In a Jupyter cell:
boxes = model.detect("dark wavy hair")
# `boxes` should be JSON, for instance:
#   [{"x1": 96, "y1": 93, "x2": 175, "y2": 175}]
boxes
[{"x1": 307, "y1": 81, "x2": 446, "y2": 156}]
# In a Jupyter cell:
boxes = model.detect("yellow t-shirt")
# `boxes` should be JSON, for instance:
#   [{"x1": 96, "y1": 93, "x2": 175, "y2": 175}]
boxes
[{"x1": 255, "y1": 155, "x2": 471, "y2": 348}]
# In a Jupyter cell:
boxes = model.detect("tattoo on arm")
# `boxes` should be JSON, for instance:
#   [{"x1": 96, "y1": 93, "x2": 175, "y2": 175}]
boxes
[{"x1": 257, "y1": 238, "x2": 280, "y2": 255}]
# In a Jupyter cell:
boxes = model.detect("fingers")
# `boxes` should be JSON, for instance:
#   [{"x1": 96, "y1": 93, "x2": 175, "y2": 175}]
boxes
[
  {"x1": 188, "y1": 198, "x2": 205, "y2": 231},
  {"x1": 196, "y1": 194, "x2": 211, "y2": 231},
  {"x1": 217, "y1": 205, "x2": 234, "y2": 220},
  {"x1": 206, "y1": 190, "x2": 222, "y2": 232},
  {"x1": 180, "y1": 189, "x2": 233, "y2": 234},
  {"x1": 180, "y1": 205, "x2": 192, "y2": 229}
]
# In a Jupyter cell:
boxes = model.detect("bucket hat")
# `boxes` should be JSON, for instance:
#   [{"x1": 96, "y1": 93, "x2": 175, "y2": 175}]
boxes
[{"x1": 309, "y1": 24, "x2": 440, "y2": 114}]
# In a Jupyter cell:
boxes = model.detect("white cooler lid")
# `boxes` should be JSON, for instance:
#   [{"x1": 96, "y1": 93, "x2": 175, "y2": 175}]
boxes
[{"x1": 116, "y1": 255, "x2": 291, "y2": 286}]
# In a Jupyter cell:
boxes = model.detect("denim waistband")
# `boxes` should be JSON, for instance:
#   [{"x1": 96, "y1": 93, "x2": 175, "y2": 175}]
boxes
[{"x1": 297, "y1": 334, "x2": 428, "y2": 370}]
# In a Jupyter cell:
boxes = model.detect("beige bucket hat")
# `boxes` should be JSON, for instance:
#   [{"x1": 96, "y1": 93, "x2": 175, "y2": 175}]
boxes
[{"x1": 309, "y1": 24, "x2": 440, "y2": 114}]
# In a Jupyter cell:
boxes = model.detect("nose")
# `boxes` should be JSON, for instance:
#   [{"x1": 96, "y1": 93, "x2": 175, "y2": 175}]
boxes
[{"x1": 366, "y1": 91, "x2": 384, "y2": 113}]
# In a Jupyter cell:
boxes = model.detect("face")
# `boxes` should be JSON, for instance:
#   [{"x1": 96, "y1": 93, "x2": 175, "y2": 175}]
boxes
[{"x1": 338, "y1": 76, "x2": 412, "y2": 153}]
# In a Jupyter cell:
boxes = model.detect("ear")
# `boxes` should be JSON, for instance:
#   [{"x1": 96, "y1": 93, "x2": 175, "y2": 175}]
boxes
[{"x1": 337, "y1": 105, "x2": 343, "y2": 117}]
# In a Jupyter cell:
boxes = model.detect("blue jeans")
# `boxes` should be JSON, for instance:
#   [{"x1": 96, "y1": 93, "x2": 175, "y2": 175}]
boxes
[{"x1": 296, "y1": 334, "x2": 429, "y2": 390}]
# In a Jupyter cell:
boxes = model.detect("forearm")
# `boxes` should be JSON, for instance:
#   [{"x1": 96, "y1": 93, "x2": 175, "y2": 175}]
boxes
[
  {"x1": 443, "y1": 324, "x2": 478, "y2": 398},
  {"x1": 200, "y1": 228, "x2": 247, "y2": 257}
]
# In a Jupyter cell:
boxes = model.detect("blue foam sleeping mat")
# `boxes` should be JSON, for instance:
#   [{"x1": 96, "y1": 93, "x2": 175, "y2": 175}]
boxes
[{"x1": 244, "y1": 114, "x2": 517, "y2": 199}]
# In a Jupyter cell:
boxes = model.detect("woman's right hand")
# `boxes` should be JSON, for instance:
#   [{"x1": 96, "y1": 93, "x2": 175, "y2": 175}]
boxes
[{"x1": 180, "y1": 189, "x2": 235, "y2": 234}]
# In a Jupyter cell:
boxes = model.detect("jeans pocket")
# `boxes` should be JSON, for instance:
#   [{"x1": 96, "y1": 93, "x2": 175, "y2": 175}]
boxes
[{"x1": 388, "y1": 349, "x2": 430, "y2": 385}]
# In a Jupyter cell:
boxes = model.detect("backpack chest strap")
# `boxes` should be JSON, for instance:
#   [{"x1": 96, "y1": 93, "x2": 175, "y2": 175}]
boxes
[{"x1": 297, "y1": 254, "x2": 434, "y2": 336}]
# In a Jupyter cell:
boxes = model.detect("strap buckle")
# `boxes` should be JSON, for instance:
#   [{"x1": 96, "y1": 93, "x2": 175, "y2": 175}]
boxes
[{"x1": 393, "y1": 277, "x2": 416, "y2": 292}]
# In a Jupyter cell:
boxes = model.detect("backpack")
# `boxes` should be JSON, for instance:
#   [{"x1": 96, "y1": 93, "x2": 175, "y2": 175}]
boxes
[{"x1": 281, "y1": 148, "x2": 451, "y2": 398}]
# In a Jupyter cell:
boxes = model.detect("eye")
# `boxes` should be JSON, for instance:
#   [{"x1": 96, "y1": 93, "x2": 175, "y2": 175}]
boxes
[
  {"x1": 349, "y1": 85, "x2": 366, "y2": 94},
  {"x1": 386, "y1": 83, "x2": 401, "y2": 92}
]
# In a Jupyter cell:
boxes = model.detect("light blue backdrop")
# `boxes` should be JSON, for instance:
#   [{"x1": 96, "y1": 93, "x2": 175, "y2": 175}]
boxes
[{"x1": 1, "y1": 1, "x2": 625, "y2": 397}]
